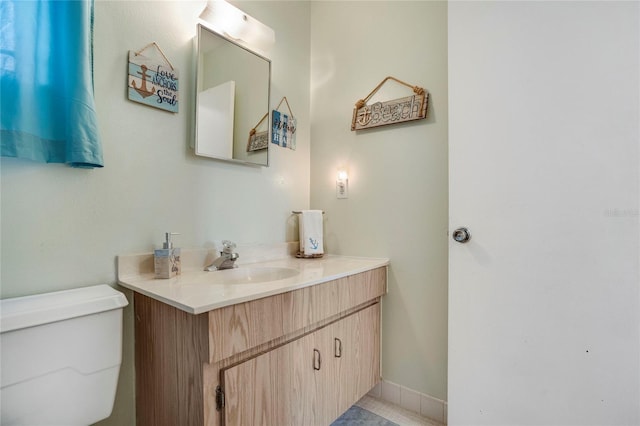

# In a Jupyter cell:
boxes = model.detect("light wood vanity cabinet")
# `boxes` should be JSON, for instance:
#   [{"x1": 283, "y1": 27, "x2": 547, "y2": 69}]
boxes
[
  {"x1": 134, "y1": 266, "x2": 386, "y2": 426},
  {"x1": 222, "y1": 304, "x2": 380, "y2": 425}
]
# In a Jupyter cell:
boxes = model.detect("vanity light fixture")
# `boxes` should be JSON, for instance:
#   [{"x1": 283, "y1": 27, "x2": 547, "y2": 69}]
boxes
[
  {"x1": 337, "y1": 170, "x2": 349, "y2": 199},
  {"x1": 199, "y1": 0, "x2": 275, "y2": 56}
]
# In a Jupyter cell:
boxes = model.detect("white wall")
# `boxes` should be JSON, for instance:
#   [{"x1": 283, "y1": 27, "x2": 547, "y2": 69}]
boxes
[
  {"x1": 0, "y1": 1, "x2": 310, "y2": 424},
  {"x1": 309, "y1": 1, "x2": 449, "y2": 401}
]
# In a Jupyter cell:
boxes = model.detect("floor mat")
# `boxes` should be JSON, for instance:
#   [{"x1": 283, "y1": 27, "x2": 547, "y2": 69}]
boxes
[{"x1": 331, "y1": 405, "x2": 400, "y2": 426}]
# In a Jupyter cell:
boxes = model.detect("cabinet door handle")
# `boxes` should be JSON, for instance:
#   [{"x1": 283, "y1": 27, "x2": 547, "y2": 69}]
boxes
[
  {"x1": 313, "y1": 349, "x2": 322, "y2": 370},
  {"x1": 334, "y1": 338, "x2": 342, "y2": 358}
]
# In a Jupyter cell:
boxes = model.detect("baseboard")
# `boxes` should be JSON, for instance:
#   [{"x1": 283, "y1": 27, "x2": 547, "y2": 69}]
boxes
[{"x1": 368, "y1": 380, "x2": 448, "y2": 424}]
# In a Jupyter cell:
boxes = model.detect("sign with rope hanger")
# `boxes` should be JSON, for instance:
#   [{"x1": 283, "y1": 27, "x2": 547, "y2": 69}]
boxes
[
  {"x1": 127, "y1": 42, "x2": 179, "y2": 113},
  {"x1": 247, "y1": 112, "x2": 269, "y2": 152},
  {"x1": 351, "y1": 76, "x2": 428, "y2": 131},
  {"x1": 271, "y1": 96, "x2": 297, "y2": 150}
]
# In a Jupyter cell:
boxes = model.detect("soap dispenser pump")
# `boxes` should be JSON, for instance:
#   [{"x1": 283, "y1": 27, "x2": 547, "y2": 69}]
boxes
[{"x1": 154, "y1": 232, "x2": 181, "y2": 279}]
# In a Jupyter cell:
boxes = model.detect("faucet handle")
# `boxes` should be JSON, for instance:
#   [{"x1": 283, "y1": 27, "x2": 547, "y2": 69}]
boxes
[{"x1": 221, "y1": 240, "x2": 236, "y2": 253}]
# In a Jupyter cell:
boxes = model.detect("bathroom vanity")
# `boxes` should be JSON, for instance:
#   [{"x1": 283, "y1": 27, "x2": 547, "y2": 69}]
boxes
[{"x1": 118, "y1": 248, "x2": 388, "y2": 426}]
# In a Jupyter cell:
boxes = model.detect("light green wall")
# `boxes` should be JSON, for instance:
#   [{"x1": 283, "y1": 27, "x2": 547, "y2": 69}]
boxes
[
  {"x1": 1, "y1": 2, "x2": 449, "y2": 424},
  {"x1": 0, "y1": 2, "x2": 311, "y2": 425},
  {"x1": 309, "y1": 1, "x2": 449, "y2": 400}
]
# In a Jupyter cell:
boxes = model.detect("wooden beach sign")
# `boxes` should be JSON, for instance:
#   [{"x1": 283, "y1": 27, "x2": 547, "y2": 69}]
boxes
[
  {"x1": 247, "y1": 112, "x2": 269, "y2": 152},
  {"x1": 247, "y1": 131, "x2": 269, "y2": 152},
  {"x1": 351, "y1": 76, "x2": 428, "y2": 131},
  {"x1": 128, "y1": 43, "x2": 179, "y2": 113}
]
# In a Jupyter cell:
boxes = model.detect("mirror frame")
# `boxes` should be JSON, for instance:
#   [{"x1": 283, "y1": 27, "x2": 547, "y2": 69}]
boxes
[{"x1": 194, "y1": 24, "x2": 272, "y2": 167}]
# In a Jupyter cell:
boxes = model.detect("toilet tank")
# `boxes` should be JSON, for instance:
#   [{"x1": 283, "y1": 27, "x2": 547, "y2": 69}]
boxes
[{"x1": 0, "y1": 285, "x2": 129, "y2": 426}]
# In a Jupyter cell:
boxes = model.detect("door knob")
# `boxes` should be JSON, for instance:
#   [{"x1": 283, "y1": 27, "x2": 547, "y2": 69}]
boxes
[{"x1": 452, "y1": 227, "x2": 471, "y2": 243}]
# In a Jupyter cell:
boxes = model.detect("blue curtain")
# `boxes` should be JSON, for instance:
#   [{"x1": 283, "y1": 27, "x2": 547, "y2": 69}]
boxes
[{"x1": 0, "y1": 0, "x2": 103, "y2": 168}]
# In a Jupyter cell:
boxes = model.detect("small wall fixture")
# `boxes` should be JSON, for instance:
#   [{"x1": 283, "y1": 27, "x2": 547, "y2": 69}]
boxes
[
  {"x1": 199, "y1": 0, "x2": 275, "y2": 56},
  {"x1": 337, "y1": 171, "x2": 349, "y2": 199}
]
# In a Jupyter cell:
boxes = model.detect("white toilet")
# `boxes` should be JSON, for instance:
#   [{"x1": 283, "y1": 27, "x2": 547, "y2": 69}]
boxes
[{"x1": 0, "y1": 285, "x2": 129, "y2": 425}]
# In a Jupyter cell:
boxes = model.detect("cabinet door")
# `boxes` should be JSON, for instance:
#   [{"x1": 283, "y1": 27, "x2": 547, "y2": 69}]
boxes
[
  {"x1": 222, "y1": 304, "x2": 380, "y2": 426},
  {"x1": 329, "y1": 304, "x2": 381, "y2": 421},
  {"x1": 222, "y1": 330, "x2": 325, "y2": 425}
]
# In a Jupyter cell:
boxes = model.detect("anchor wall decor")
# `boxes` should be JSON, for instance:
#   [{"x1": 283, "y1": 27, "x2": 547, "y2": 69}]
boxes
[
  {"x1": 351, "y1": 76, "x2": 428, "y2": 131},
  {"x1": 127, "y1": 42, "x2": 179, "y2": 113}
]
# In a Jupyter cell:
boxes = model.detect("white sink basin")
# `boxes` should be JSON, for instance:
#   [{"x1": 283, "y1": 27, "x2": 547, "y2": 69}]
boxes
[{"x1": 206, "y1": 266, "x2": 299, "y2": 284}]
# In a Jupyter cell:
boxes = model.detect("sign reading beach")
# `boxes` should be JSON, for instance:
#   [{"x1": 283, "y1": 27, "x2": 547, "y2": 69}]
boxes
[{"x1": 351, "y1": 76, "x2": 428, "y2": 131}]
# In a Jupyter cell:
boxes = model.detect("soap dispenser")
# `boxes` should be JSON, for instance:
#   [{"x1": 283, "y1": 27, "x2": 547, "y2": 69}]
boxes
[{"x1": 154, "y1": 232, "x2": 181, "y2": 279}]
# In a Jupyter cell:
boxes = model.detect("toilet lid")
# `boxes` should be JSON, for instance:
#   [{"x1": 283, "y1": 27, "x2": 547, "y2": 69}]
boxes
[{"x1": 0, "y1": 284, "x2": 128, "y2": 333}]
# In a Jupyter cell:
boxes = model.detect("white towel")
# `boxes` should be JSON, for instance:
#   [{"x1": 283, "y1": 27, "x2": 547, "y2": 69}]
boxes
[{"x1": 299, "y1": 210, "x2": 324, "y2": 255}]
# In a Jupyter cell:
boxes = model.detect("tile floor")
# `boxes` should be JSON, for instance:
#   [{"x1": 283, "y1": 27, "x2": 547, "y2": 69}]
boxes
[{"x1": 355, "y1": 395, "x2": 445, "y2": 426}]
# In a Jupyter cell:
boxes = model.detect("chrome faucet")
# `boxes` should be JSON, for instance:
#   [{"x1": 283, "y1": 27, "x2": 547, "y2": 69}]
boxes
[{"x1": 205, "y1": 240, "x2": 239, "y2": 271}]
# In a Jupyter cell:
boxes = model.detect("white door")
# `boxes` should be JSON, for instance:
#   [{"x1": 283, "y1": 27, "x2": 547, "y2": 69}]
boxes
[{"x1": 448, "y1": 2, "x2": 639, "y2": 425}]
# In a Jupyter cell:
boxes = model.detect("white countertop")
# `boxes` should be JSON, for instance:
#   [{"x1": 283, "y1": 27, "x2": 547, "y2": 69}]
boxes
[{"x1": 118, "y1": 255, "x2": 389, "y2": 314}]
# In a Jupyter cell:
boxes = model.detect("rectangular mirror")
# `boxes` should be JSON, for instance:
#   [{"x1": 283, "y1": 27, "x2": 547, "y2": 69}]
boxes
[{"x1": 195, "y1": 24, "x2": 271, "y2": 166}]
